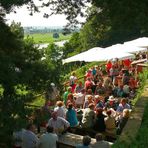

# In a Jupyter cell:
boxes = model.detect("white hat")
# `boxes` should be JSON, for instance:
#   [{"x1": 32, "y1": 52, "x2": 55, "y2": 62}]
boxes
[
  {"x1": 108, "y1": 96, "x2": 115, "y2": 101},
  {"x1": 50, "y1": 83, "x2": 55, "y2": 87}
]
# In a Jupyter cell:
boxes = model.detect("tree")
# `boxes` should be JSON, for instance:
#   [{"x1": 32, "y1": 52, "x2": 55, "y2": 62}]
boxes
[
  {"x1": 53, "y1": 32, "x2": 59, "y2": 38},
  {"x1": 0, "y1": 22, "x2": 56, "y2": 146},
  {"x1": 89, "y1": 0, "x2": 148, "y2": 46}
]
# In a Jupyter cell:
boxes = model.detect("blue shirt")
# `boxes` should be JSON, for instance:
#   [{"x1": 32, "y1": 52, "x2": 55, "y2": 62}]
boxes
[{"x1": 66, "y1": 109, "x2": 78, "y2": 127}]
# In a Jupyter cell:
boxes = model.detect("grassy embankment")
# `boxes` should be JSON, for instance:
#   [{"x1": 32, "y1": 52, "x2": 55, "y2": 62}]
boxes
[{"x1": 24, "y1": 33, "x2": 72, "y2": 44}]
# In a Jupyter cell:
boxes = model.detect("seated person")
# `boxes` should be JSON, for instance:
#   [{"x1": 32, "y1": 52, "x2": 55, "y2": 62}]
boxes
[
  {"x1": 83, "y1": 95, "x2": 94, "y2": 109},
  {"x1": 94, "y1": 95, "x2": 104, "y2": 110},
  {"x1": 47, "y1": 111, "x2": 70, "y2": 134},
  {"x1": 93, "y1": 108, "x2": 106, "y2": 133},
  {"x1": 54, "y1": 101, "x2": 66, "y2": 119},
  {"x1": 81, "y1": 103, "x2": 95, "y2": 128},
  {"x1": 104, "y1": 110, "x2": 116, "y2": 136},
  {"x1": 91, "y1": 133, "x2": 110, "y2": 148},
  {"x1": 22, "y1": 123, "x2": 39, "y2": 148},
  {"x1": 76, "y1": 135, "x2": 91, "y2": 148},
  {"x1": 116, "y1": 109, "x2": 130, "y2": 135},
  {"x1": 39, "y1": 126, "x2": 58, "y2": 148},
  {"x1": 116, "y1": 98, "x2": 131, "y2": 114},
  {"x1": 66, "y1": 103, "x2": 79, "y2": 127},
  {"x1": 95, "y1": 82, "x2": 105, "y2": 95},
  {"x1": 104, "y1": 96, "x2": 118, "y2": 111}
]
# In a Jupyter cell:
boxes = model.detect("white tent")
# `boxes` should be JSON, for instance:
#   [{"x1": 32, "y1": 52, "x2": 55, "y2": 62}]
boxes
[
  {"x1": 86, "y1": 44, "x2": 134, "y2": 62},
  {"x1": 62, "y1": 37, "x2": 148, "y2": 64},
  {"x1": 124, "y1": 37, "x2": 148, "y2": 47},
  {"x1": 62, "y1": 47, "x2": 103, "y2": 64}
]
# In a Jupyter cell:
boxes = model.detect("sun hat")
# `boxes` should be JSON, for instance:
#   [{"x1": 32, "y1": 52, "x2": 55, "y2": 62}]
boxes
[{"x1": 108, "y1": 95, "x2": 115, "y2": 101}]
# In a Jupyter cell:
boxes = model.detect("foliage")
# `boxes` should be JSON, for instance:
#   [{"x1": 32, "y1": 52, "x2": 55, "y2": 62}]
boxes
[
  {"x1": 0, "y1": 21, "x2": 57, "y2": 146},
  {"x1": 62, "y1": 32, "x2": 83, "y2": 59},
  {"x1": 90, "y1": 0, "x2": 148, "y2": 46}
]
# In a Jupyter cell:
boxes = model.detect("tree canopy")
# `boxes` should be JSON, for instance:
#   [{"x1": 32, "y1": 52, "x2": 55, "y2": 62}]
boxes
[{"x1": 1, "y1": 0, "x2": 148, "y2": 146}]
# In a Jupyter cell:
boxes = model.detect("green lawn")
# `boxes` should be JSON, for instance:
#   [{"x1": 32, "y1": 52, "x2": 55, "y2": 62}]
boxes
[{"x1": 24, "y1": 33, "x2": 72, "y2": 44}]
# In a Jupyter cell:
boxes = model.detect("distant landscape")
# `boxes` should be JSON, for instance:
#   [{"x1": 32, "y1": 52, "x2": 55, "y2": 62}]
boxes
[{"x1": 24, "y1": 26, "x2": 77, "y2": 44}]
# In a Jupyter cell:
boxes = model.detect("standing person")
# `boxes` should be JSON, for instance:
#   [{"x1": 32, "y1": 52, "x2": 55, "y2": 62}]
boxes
[
  {"x1": 84, "y1": 77, "x2": 93, "y2": 91},
  {"x1": 75, "y1": 81, "x2": 84, "y2": 93},
  {"x1": 76, "y1": 135, "x2": 91, "y2": 148},
  {"x1": 69, "y1": 72, "x2": 77, "y2": 93},
  {"x1": 50, "y1": 83, "x2": 60, "y2": 105},
  {"x1": 22, "y1": 124, "x2": 39, "y2": 148},
  {"x1": 63, "y1": 87, "x2": 72, "y2": 106},
  {"x1": 38, "y1": 126, "x2": 58, "y2": 148},
  {"x1": 91, "y1": 133, "x2": 110, "y2": 148}
]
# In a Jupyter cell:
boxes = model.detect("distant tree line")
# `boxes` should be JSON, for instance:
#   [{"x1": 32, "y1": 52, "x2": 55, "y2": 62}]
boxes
[{"x1": 24, "y1": 27, "x2": 79, "y2": 35}]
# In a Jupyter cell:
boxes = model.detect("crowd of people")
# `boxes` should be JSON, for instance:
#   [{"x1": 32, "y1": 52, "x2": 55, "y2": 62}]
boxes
[{"x1": 13, "y1": 51, "x2": 147, "y2": 148}]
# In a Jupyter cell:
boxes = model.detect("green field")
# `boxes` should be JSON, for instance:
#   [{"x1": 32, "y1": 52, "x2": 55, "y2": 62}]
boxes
[{"x1": 24, "y1": 33, "x2": 72, "y2": 44}]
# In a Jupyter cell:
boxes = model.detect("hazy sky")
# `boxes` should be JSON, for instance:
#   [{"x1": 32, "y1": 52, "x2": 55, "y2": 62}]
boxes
[{"x1": 6, "y1": 4, "x2": 68, "y2": 27}]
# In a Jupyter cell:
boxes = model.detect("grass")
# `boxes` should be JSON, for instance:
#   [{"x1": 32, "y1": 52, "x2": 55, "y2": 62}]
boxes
[
  {"x1": 130, "y1": 102, "x2": 148, "y2": 147},
  {"x1": 24, "y1": 33, "x2": 72, "y2": 44}
]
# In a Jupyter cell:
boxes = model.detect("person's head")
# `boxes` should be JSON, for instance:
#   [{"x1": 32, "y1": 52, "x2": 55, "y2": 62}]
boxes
[
  {"x1": 67, "y1": 93, "x2": 74, "y2": 100},
  {"x1": 95, "y1": 133, "x2": 104, "y2": 141},
  {"x1": 106, "y1": 109, "x2": 112, "y2": 116},
  {"x1": 123, "y1": 109, "x2": 130, "y2": 118},
  {"x1": 108, "y1": 96, "x2": 115, "y2": 105},
  {"x1": 88, "y1": 95, "x2": 93, "y2": 102},
  {"x1": 50, "y1": 83, "x2": 55, "y2": 87},
  {"x1": 26, "y1": 123, "x2": 36, "y2": 133},
  {"x1": 88, "y1": 103, "x2": 94, "y2": 110},
  {"x1": 94, "y1": 95, "x2": 101, "y2": 103},
  {"x1": 78, "y1": 81, "x2": 82, "y2": 86},
  {"x1": 121, "y1": 98, "x2": 127, "y2": 106},
  {"x1": 67, "y1": 103, "x2": 73, "y2": 110},
  {"x1": 67, "y1": 86, "x2": 72, "y2": 92},
  {"x1": 98, "y1": 82, "x2": 103, "y2": 87},
  {"x1": 56, "y1": 101, "x2": 64, "y2": 107},
  {"x1": 51, "y1": 111, "x2": 58, "y2": 120},
  {"x1": 96, "y1": 108, "x2": 103, "y2": 115},
  {"x1": 82, "y1": 135, "x2": 91, "y2": 146},
  {"x1": 87, "y1": 89, "x2": 92, "y2": 94},
  {"x1": 46, "y1": 126, "x2": 54, "y2": 133},
  {"x1": 87, "y1": 77, "x2": 91, "y2": 81}
]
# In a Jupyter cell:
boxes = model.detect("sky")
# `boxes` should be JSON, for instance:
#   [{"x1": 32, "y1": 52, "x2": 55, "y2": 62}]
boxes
[
  {"x1": 5, "y1": 0, "x2": 87, "y2": 28},
  {"x1": 6, "y1": 4, "x2": 69, "y2": 27}
]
